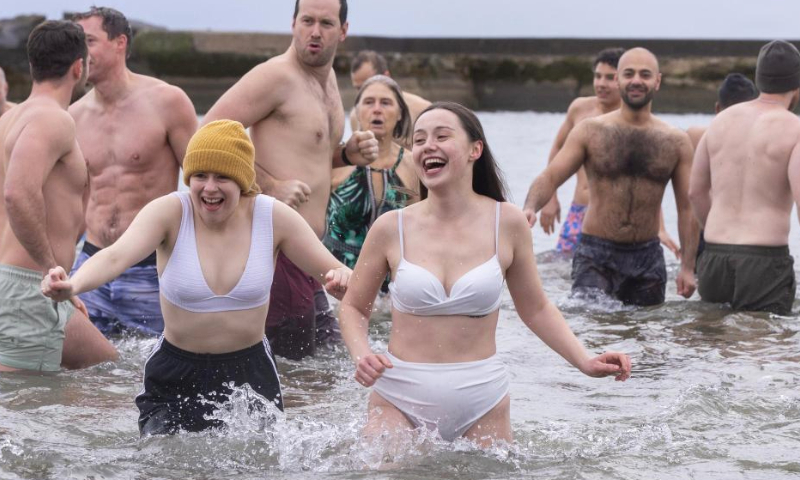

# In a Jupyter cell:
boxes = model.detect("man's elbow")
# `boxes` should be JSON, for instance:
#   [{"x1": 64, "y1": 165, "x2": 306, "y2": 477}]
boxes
[{"x1": 3, "y1": 185, "x2": 28, "y2": 215}]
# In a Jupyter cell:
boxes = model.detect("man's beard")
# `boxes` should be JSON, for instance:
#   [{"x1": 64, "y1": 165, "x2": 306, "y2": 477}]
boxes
[{"x1": 621, "y1": 87, "x2": 654, "y2": 110}]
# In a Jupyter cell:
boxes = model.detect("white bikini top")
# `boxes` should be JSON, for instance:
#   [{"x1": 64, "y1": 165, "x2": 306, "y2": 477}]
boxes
[
  {"x1": 388, "y1": 202, "x2": 504, "y2": 317},
  {"x1": 160, "y1": 192, "x2": 274, "y2": 313}
]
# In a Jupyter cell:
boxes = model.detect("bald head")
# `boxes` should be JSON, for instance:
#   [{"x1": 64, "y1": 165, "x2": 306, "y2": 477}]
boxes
[
  {"x1": 618, "y1": 48, "x2": 660, "y2": 73},
  {"x1": 617, "y1": 48, "x2": 662, "y2": 111}
]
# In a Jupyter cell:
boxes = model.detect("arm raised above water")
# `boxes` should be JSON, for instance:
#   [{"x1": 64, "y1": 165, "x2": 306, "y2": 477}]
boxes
[
  {"x1": 160, "y1": 85, "x2": 198, "y2": 168},
  {"x1": 4, "y1": 111, "x2": 75, "y2": 270},
  {"x1": 688, "y1": 132, "x2": 712, "y2": 229},
  {"x1": 202, "y1": 61, "x2": 289, "y2": 129},
  {"x1": 672, "y1": 131, "x2": 699, "y2": 298},
  {"x1": 338, "y1": 212, "x2": 396, "y2": 386},
  {"x1": 271, "y1": 200, "x2": 350, "y2": 299},
  {"x1": 42, "y1": 195, "x2": 179, "y2": 301},
  {"x1": 503, "y1": 204, "x2": 631, "y2": 381},
  {"x1": 523, "y1": 119, "x2": 591, "y2": 227},
  {"x1": 787, "y1": 136, "x2": 800, "y2": 224}
]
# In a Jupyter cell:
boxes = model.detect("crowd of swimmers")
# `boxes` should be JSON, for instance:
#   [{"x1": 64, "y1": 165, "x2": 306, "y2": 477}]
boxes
[{"x1": 0, "y1": 0, "x2": 797, "y2": 449}]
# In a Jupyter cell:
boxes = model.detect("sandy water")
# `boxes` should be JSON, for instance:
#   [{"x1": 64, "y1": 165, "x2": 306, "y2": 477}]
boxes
[{"x1": 1, "y1": 112, "x2": 799, "y2": 480}]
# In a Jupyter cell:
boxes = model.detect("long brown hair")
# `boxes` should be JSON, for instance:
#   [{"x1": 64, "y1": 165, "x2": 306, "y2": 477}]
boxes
[{"x1": 417, "y1": 102, "x2": 508, "y2": 202}]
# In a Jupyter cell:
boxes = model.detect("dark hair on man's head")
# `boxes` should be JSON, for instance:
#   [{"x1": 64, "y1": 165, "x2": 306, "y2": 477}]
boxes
[
  {"x1": 293, "y1": 0, "x2": 348, "y2": 26},
  {"x1": 27, "y1": 20, "x2": 87, "y2": 82},
  {"x1": 355, "y1": 75, "x2": 410, "y2": 141},
  {"x1": 351, "y1": 50, "x2": 389, "y2": 75},
  {"x1": 717, "y1": 73, "x2": 758, "y2": 110},
  {"x1": 593, "y1": 47, "x2": 625, "y2": 69},
  {"x1": 416, "y1": 102, "x2": 508, "y2": 202},
  {"x1": 72, "y1": 6, "x2": 133, "y2": 58}
]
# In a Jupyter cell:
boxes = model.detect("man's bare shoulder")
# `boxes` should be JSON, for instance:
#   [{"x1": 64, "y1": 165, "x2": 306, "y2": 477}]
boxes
[
  {"x1": 402, "y1": 91, "x2": 431, "y2": 109},
  {"x1": 133, "y1": 75, "x2": 195, "y2": 114},
  {"x1": 19, "y1": 102, "x2": 75, "y2": 133},
  {"x1": 686, "y1": 126, "x2": 706, "y2": 149},
  {"x1": 653, "y1": 117, "x2": 693, "y2": 148},
  {"x1": 566, "y1": 96, "x2": 599, "y2": 120},
  {"x1": 3, "y1": 102, "x2": 74, "y2": 157},
  {"x1": 68, "y1": 89, "x2": 96, "y2": 118}
]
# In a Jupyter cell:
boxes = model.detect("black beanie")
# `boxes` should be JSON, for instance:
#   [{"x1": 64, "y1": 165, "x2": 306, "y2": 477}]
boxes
[{"x1": 756, "y1": 40, "x2": 800, "y2": 94}]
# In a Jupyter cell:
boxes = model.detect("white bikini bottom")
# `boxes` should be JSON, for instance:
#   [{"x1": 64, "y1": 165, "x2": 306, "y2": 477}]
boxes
[{"x1": 372, "y1": 352, "x2": 509, "y2": 441}]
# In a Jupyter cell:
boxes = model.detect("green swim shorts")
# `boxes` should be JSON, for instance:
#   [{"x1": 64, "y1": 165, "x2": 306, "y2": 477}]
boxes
[{"x1": 0, "y1": 264, "x2": 74, "y2": 371}]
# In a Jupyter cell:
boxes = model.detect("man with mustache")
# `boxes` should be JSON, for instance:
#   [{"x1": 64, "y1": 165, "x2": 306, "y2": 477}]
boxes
[
  {"x1": 537, "y1": 48, "x2": 679, "y2": 258},
  {"x1": 523, "y1": 48, "x2": 697, "y2": 306},
  {"x1": 203, "y1": 0, "x2": 378, "y2": 359}
]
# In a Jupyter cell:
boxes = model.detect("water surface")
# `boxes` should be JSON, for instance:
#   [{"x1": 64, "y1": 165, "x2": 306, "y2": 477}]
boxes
[{"x1": 2, "y1": 112, "x2": 798, "y2": 480}]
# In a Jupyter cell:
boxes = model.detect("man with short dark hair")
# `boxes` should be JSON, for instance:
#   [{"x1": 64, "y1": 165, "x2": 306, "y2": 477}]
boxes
[
  {"x1": 689, "y1": 40, "x2": 800, "y2": 315},
  {"x1": 0, "y1": 20, "x2": 117, "y2": 372},
  {"x1": 69, "y1": 6, "x2": 198, "y2": 336},
  {"x1": 537, "y1": 48, "x2": 679, "y2": 257},
  {"x1": 203, "y1": 0, "x2": 378, "y2": 359},
  {"x1": 524, "y1": 48, "x2": 698, "y2": 306},
  {"x1": 687, "y1": 73, "x2": 758, "y2": 148},
  {"x1": 0, "y1": 66, "x2": 16, "y2": 116},
  {"x1": 349, "y1": 50, "x2": 431, "y2": 148}
]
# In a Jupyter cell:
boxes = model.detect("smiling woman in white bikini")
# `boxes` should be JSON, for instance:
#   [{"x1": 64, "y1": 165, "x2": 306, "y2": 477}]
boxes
[
  {"x1": 339, "y1": 102, "x2": 631, "y2": 447},
  {"x1": 41, "y1": 120, "x2": 351, "y2": 436}
]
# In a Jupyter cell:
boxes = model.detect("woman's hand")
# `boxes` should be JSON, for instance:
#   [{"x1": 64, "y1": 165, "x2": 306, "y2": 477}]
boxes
[
  {"x1": 354, "y1": 353, "x2": 393, "y2": 387},
  {"x1": 40, "y1": 266, "x2": 75, "y2": 302},
  {"x1": 323, "y1": 266, "x2": 351, "y2": 300},
  {"x1": 579, "y1": 351, "x2": 631, "y2": 381}
]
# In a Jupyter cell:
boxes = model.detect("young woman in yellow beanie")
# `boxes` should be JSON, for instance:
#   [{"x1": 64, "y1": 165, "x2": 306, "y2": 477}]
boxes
[{"x1": 41, "y1": 120, "x2": 352, "y2": 436}]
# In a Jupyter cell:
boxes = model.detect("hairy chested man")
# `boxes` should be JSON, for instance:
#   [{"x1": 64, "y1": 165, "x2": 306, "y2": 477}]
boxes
[
  {"x1": 540, "y1": 48, "x2": 678, "y2": 257},
  {"x1": 689, "y1": 41, "x2": 800, "y2": 315},
  {"x1": 0, "y1": 66, "x2": 17, "y2": 116},
  {"x1": 0, "y1": 21, "x2": 116, "y2": 372},
  {"x1": 69, "y1": 7, "x2": 198, "y2": 336},
  {"x1": 203, "y1": 0, "x2": 379, "y2": 359},
  {"x1": 524, "y1": 48, "x2": 698, "y2": 306},
  {"x1": 349, "y1": 50, "x2": 431, "y2": 149}
]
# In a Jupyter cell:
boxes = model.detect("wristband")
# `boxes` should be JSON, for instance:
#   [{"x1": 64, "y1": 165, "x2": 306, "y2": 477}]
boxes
[{"x1": 341, "y1": 144, "x2": 352, "y2": 166}]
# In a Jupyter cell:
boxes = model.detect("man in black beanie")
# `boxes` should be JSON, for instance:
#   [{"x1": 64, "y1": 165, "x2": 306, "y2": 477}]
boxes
[{"x1": 689, "y1": 40, "x2": 800, "y2": 315}]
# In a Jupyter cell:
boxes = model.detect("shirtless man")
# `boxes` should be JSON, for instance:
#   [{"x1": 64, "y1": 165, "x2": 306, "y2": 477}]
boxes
[
  {"x1": 685, "y1": 73, "x2": 757, "y2": 260},
  {"x1": 0, "y1": 21, "x2": 116, "y2": 372},
  {"x1": 349, "y1": 50, "x2": 431, "y2": 148},
  {"x1": 689, "y1": 41, "x2": 800, "y2": 315},
  {"x1": 524, "y1": 48, "x2": 698, "y2": 306},
  {"x1": 540, "y1": 48, "x2": 679, "y2": 257},
  {"x1": 0, "y1": 67, "x2": 17, "y2": 115},
  {"x1": 69, "y1": 7, "x2": 198, "y2": 336},
  {"x1": 686, "y1": 73, "x2": 758, "y2": 149},
  {"x1": 203, "y1": 0, "x2": 379, "y2": 359}
]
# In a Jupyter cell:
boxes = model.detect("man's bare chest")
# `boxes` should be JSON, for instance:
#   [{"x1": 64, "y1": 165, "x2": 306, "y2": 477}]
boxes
[{"x1": 587, "y1": 127, "x2": 677, "y2": 184}]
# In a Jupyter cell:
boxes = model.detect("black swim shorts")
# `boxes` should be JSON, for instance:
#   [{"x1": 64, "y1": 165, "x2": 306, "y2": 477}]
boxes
[
  {"x1": 571, "y1": 233, "x2": 667, "y2": 306},
  {"x1": 135, "y1": 337, "x2": 284, "y2": 436},
  {"x1": 697, "y1": 242, "x2": 795, "y2": 315}
]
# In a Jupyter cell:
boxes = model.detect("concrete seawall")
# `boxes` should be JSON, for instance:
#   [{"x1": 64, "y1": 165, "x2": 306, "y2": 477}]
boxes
[{"x1": 0, "y1": 19, "x2": 790, "y2": 113}]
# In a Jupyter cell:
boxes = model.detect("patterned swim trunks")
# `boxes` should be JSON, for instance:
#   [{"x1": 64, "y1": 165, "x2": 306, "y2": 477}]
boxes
[{"x1": 556, "y1": 202, "x2": 587, "y2": 253}]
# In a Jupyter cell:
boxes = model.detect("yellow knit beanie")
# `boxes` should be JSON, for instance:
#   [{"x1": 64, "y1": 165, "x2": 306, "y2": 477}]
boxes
[{"x1": 183, "y1": 120, "x2": 261, "y2": 196}]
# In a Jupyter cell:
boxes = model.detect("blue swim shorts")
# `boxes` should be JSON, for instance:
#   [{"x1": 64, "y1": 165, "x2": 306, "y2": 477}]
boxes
[{"x1": 71, "y1": 241, "x2": 164, "y2": 336}]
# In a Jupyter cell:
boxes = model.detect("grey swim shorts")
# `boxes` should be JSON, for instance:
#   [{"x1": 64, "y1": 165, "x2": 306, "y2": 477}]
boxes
[{"x1": 0, "y1": 264, "x2": 74, "y2": 371}]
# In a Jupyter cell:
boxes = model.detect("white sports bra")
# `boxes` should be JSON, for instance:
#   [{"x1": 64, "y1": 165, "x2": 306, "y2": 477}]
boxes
[
  {"x1": 388, "y1": 202, "x2": 504, "y2": 317},
  {"x1": 160, "y1": 192, "x2": 274, "y2": 313}
]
